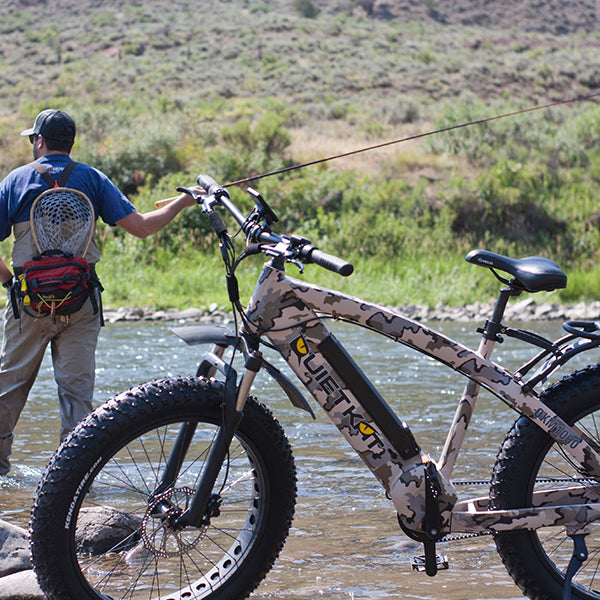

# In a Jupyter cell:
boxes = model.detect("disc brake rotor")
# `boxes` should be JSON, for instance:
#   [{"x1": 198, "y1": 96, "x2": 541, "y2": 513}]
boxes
[{"x1": 141, "y1": 487, "x2": 208, "y2": 557}]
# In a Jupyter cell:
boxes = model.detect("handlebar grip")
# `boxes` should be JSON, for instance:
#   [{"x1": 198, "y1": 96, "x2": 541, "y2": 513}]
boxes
[
  {"x1": 208, "y1": 211, "x2": 228, "y2": 236},
  {"x1": 197, "y1": 174, "x2": 230, "y2": 199},
  {"x1": 307, "y1": 248, "x2": 354, "y2": 276}
]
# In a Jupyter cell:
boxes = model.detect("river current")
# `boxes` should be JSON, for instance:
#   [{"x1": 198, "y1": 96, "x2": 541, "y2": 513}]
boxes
[{"x1": 1, "y1": 317, "x2": 599, "y2": 599}]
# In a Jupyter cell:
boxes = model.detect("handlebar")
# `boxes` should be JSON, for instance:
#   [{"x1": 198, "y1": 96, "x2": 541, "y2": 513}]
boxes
[
  {"x1": 197, "y1": 174, "x2": 230, "y2": 200},
  {"x1": 302, "y1": 247, "x2": 354, "y2": 276},
  {"x1": 195, "y1": 174, "x2": 354, "y2": 277}
]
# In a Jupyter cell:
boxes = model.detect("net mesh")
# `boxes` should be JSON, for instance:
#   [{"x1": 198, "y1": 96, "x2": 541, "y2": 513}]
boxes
[{"x1": 30, "y1": 188, "x2": 94, "y2": 256}]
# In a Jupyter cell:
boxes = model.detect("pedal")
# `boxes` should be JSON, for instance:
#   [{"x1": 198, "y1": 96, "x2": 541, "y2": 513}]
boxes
[{"x1": 411, "y1": 553, "x2": 449, "y2": 573}]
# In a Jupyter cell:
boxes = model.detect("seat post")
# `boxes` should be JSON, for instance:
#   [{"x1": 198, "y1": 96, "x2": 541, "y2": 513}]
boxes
[{"x1": 479, "y1": 286, "x2": 521, "y2": 343}]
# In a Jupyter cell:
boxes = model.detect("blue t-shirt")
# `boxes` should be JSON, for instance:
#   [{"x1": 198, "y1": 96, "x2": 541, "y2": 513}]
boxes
[{"x1": 0, "y1": 154, "x2": 136, "y2": 241}]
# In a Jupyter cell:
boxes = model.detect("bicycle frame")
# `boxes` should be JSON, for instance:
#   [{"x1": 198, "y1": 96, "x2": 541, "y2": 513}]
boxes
[{"x1": 239, "y1": 259, "x2": 600, "y2": 537}]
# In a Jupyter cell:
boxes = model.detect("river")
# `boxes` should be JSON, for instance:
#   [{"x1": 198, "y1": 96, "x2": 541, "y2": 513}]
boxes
[{"x1": 1, "y1": 317, "x2": 599, "y2": 599}]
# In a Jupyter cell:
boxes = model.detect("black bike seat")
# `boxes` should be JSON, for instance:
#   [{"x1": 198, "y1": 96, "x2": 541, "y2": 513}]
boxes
[{"x1": 465, "y1": 249, "x2": 567, "y2": 293}]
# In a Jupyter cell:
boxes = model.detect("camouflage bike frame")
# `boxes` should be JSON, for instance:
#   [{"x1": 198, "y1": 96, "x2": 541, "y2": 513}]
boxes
[{"x1": 174, "y1": 175, "x2": 600, "y2": 577}]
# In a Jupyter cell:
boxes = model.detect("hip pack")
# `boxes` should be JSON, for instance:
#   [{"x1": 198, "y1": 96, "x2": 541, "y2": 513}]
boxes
[{"x1": 21, "y1": 250, "x2": 95, "y2": 317}]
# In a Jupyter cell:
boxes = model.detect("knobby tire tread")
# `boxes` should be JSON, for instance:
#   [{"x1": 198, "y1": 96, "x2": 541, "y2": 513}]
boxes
[
  {"x1": 490, "y1": 364, "x2": 600, "y2": 600},
  {"x1": 30, "y1": 376, "x2": 297, "y2": 600}
]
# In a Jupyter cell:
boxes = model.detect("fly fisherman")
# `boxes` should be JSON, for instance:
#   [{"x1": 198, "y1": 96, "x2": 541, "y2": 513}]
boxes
[{"x1": 0, "y1": 109, "x2": 199, "y2": 475}]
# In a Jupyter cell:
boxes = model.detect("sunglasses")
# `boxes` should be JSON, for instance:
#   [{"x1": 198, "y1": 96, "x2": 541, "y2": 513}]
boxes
[{"x1": 29, "y1": 134, "x2": 39, "y2": 144}]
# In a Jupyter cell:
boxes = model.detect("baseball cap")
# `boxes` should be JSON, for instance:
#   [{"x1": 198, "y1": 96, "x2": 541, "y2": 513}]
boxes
[{"x1": 20, "y1": 109, "x2": 76, "y2": 142}]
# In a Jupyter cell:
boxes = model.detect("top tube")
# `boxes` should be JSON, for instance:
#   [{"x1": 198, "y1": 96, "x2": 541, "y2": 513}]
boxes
[{"x1": 244, "y1": 262, "x2": 600, "y2": 476}]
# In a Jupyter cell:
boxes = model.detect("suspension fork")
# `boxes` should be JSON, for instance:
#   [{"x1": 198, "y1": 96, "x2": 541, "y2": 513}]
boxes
[
  {"x1": 152, "y1": 344, "x2": 230, "y2": 498},
  {"x1": 171, "y1": 350, "x2": 263, "y2": 529}
]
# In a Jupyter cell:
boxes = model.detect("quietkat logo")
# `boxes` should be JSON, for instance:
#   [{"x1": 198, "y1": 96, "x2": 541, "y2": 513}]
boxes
[
  {"x1": 291, "y1": 336, "x2": 309, "y2": 358},
  {"x1": 297, "y1": 345, "x2": 385, "y2": 453},
  {"x1": 358, "y1": 422, "x2": 376, "y2": 436}
]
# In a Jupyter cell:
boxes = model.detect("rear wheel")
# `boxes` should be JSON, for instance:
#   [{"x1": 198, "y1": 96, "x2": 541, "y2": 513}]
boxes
[
  {"x1": 491, "y1": 365, "x2": 600, "y2": 600},
  {"x1": 30, "y1": 376, "x2": 297, "y2": 600}
]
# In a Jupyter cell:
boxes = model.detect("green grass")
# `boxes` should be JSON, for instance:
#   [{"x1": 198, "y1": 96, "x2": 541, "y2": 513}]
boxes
[
  {"x1": 96, "y1": 243, "x2": 487, "y2": 311},
  {"x1": 1, "y1": 0, "x2": 600, "y2": 310}
]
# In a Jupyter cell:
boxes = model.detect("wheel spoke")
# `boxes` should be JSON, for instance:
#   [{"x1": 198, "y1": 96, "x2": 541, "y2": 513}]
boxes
[{"x1": 30, "y1": 379, "x2": 296, "y2": 600}]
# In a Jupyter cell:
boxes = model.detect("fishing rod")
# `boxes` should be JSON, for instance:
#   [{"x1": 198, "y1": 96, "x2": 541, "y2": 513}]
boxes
[{"x1": 156, "y1": 91, "x2": 599, "y2": 206}]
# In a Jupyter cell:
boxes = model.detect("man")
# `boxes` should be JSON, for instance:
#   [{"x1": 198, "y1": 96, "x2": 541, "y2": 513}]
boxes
[{"x1": 0, "y1": 109, "x2": 198, "y2": 475}]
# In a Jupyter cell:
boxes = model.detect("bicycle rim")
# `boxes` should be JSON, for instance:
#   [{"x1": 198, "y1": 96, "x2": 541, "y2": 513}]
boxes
[{"x1": 70, "y1": 418, "x2": 269, "y2": 599}]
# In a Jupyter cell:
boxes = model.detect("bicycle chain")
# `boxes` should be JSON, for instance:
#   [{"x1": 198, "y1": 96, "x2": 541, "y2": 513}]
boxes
[
  {"x1": 453, "y1": 477, "x2": 595, "y2": 486},
  {"x1": 440, "y1": 531, "x2": 493, "y2": 543}
]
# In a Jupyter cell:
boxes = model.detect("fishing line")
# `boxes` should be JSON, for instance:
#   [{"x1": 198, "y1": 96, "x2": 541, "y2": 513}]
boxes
[{"x1": 223, "y1": 91, "x2": 600, "y2": 188}]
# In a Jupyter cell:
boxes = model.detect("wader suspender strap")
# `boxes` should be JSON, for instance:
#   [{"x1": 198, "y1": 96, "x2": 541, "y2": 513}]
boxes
[
  {"x1": 28, "y1": 160, "x2": 78, "y2": 188},
  {"x1": 18, "y1": 159, "x2": 104, "y2": 324}
]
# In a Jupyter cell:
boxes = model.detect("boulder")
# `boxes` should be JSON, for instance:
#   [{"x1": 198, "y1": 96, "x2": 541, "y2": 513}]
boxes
[
  {"x1": 0, "y1": 521, "x2": 30, "y2": 577},
  {"x1": 0, "y1": 520, "x2": 44, "y2": 599},
  {"x1": 75, "y1": 506, "x2": 142, "y2": 554},
  {"x1": 0, "y1": 570, "x2": 43, "y2": 599}
]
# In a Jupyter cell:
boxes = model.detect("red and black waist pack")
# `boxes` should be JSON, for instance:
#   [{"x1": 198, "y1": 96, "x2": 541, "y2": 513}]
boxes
[{"x1": 19, "y1": 249, "x2": 94, "y2": 318}]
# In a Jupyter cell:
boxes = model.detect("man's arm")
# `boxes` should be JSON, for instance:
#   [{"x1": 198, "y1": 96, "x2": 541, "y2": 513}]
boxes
[
  {"x1": 115, "y1": 190, "x2": 198, "y2": 239},
  {"x1": 0, "y1": 256, "x2": 13, "y2": 287}
]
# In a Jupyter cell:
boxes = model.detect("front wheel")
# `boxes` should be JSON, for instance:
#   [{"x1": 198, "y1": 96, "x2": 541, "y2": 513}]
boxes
[
  {"x1": 491, "y1": 365, "x2": 600, "y2": 600},
  {"x1": 30, "y1": 376, "x2": 297, "y2": 600}
]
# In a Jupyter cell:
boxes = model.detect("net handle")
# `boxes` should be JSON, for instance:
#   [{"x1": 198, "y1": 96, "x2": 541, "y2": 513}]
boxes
[{"x1": 30, "y1": 187, "x2": 95, "y2": 256}]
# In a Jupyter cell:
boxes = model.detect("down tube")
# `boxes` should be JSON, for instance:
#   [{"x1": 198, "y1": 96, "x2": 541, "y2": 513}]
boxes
[{"x1": 248, "y1": 266, "x2": 600, "y2": 478}]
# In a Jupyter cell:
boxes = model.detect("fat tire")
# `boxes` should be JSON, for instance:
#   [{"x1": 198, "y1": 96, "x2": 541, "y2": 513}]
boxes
[
  {"x1": 30, "y1": 376, "x2": 297, "y2": 600},
  {"x1": 490, "y1": 364, "x2": 600, "y2": 600}
]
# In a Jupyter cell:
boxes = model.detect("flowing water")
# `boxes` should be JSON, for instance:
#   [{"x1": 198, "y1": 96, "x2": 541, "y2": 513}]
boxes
[{"x1": 1, "y1": 316, "x2": 599, "y2": 599}]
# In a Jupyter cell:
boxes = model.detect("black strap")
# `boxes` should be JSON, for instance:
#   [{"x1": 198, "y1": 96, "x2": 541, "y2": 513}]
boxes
[
  {"x1": 28, "y1": 160, "x2": 78, "y2": 189},
  {"x1": 56, "y1": 160, "x2": 77, "y2": 187}
]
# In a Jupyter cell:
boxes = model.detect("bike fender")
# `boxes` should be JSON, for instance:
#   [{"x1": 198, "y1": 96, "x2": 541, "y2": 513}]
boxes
[
  {"x1": 172, "y1": 325, "x2": 315, "y2": 418},
  {"x1": 262, "y1": 360, "x2": 315, "y2": 419},
  {"x1": 172, "y1": 325, "x2": 240, "y2": 348}
]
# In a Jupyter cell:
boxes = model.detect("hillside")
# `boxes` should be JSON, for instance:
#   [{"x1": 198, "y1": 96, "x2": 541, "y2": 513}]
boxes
[
  {"x1": 353, "y1": 0, "x2": 599, "y2": 34},
  {"x1": 1, "y1": 0, "x2": 598, "y2": 120},
  {"x1": 1, "y1": 0, "x2": 600, "y2": 309},
  {"x1": 1, "y1": 1, "x2": 598, "y2": 172}
]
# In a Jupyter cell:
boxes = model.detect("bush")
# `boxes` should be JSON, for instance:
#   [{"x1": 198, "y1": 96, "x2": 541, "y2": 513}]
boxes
[
  {"x1": 76, "y1": 114, "x2": 186, "y2": 195},
  {"x1": 294, "y1": 0, "x2": 319, "y2": 18},
  {"x1": 206, "y1": 112, "x2": 292, "y2": 183},
  {"x1": 440, "y1": 161, "x2": 570, "y2": 258}
]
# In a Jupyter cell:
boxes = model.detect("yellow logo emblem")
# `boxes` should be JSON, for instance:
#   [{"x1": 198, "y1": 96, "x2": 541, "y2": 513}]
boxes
[
  {"x1": 293, "y1": 336, "x2": 308, "y2": 356},
  {"x1": 358, "y1": 422, "x2": 375, "y2": 436}
]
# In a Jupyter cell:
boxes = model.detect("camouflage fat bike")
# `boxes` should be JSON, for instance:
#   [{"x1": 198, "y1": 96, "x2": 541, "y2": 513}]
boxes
[{"x1": 31, "y1": 175, "x2": 600, "y2": 600}]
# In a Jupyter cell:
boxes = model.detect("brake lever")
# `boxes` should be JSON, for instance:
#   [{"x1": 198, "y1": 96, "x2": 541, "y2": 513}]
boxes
[
  {"x1": 289, "y1": 259, "x2": 304, "y2": 273},
  {"x1": 176, "y1": 186, "x2": 204, "y2": 203}
]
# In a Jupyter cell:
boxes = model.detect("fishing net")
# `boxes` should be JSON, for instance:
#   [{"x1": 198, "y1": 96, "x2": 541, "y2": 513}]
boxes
[{"x1": 30, "y1": 188, "x2": 94, "y2": 256}]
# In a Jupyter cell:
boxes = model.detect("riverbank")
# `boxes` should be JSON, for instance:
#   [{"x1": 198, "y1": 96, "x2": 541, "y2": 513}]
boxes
[{"x1": 97, "y1": 297, "x2": 600, "y2": 324}]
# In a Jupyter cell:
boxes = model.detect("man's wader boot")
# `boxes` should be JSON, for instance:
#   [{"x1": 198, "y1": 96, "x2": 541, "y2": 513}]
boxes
[{"x1": 0, "y1": 433, "x2": 13, "y2": 475}]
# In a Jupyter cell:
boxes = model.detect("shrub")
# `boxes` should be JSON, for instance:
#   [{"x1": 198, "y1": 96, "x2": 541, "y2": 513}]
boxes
[
  {"x1": 440, "y1": 161, "x2": 570, "y2": 257},
  {"x1": 294, "y1": 0, "x2": 319, "y2": 18},
  {"x1": 206, "y1": 112, "x2": 292, "y2": 183},
  {"x1": 76, "y1": 114, "x2": 186, "y2": 195}
]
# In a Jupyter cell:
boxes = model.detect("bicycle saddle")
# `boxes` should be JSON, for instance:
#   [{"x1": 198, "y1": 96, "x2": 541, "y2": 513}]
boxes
[{"x1": 465, "y1": 249, "x2": 567, "y2": 292}]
